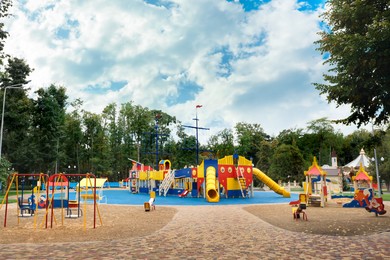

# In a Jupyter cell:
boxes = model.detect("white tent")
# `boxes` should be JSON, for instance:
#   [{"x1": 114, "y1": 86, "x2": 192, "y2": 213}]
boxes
[{"x1": 344, "y1": 148, "x2": 371, "y2": 169}]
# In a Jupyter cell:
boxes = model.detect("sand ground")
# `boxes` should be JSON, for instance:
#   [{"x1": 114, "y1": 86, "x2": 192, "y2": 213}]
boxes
[{"x1": 0, "y1": 199, "x2": 389, "y2": 244}]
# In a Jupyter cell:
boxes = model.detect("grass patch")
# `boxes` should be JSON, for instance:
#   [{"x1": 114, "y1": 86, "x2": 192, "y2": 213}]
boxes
[
  {"x1": 290, "y1": 187, "x2": 304, "y2": 192},
  {"x1": 382, "y1": 193, "x2": 390, "y2": 201},
  {"x1": 0, "y1": 190, "x2": 28, "y2": 204}
]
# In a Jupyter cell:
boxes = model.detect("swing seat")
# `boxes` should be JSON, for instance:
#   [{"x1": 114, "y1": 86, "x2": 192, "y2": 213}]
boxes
[{"x1": 18, "y1": 196, "x2": 36, "y2": 217}]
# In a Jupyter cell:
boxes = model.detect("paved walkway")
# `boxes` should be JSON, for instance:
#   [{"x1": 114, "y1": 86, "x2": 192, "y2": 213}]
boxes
[{"x1": 0, "y1": 205, "x2": 389, "y2": 259}]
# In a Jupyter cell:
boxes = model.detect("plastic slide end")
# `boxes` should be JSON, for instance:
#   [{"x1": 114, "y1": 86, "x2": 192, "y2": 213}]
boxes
[{"x1": 283, "y1": 190, "x2": 291, "y2": 198}]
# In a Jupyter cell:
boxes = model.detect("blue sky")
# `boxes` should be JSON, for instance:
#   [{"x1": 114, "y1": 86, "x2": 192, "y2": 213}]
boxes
[{"x1": 4, "y1": 0, "x2": 366, "y2": 143}]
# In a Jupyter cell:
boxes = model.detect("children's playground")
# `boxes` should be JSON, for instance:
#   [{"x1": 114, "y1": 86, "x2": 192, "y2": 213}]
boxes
[
  {"x1": 0, "y1": 153, "x2": 387, "y2": 244},
  {"x1": 127, "y1": 154, "x2": 291, "y2": 202}
]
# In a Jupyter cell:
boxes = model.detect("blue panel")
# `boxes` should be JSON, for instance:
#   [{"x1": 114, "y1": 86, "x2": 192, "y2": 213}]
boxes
[
  {"x1": 52, "y1": 199, "x2": 69, "y2": 208},
  {"x1": 191, "y1": 182, "x2": 198, "y2": 197},
  {"x1": 175, "y1": 168, "x2": 192, "y2": 178},
  {"x1": 167, "y1": 189, "x2": 185, "y2": 196},
  {"x1": 203, "y1": 159, "x2": 219, "y2": 176},
  {"x1": 227, "y1": 190, "x2": 243, "y2": 198},
  {"x1": 139, "y1": 187, "x2": 149, "y2": 194}
]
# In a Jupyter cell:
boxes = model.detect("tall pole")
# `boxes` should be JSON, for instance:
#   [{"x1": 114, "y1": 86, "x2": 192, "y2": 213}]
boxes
[
  {"x1": 183, "y1": 105, "x2": 209, "y2": 166},
  {"x1": 371, "y1": 123, "x2": 382, "y2": 198},
  {"x1": 195, "y1": 107, "x2": 199, "y2": 165},
  {"x1": 155, "y1": 118, "x2": 159, "y2": 170},
  {"x1": 373, "y1": 148, "x2": 382, "y2": 198},
  {"x1": 0, "y1": 84, "x2": 24, "y2": 160}
]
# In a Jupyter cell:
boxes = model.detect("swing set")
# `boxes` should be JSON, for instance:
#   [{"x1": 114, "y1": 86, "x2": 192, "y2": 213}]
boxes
[{"x1": 0, "y1": 172, "x2": 103, "y2": 229}]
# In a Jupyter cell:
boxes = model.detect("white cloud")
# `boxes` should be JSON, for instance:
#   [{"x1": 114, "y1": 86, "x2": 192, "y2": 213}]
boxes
[{"x1": 3, "y1": 0, "x2": 365, "y2": 144}]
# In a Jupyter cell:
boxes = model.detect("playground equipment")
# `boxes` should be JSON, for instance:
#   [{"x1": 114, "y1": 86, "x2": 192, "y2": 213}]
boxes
[
  {"x1": 252, "y1": 168, "x2": 290, "y2": 197},
  {"x1": 351, "y1": 163, "x2": 373, "y2": 192},
  {"x1": 77, "y1": 177, "x2": 108, "y2": 204},
  {"x1": 289, "y1": 194, "x2": 308, "y2": 221},
  {"x1": 128, "y1": 154, "x2": 290, "y2": 202},
  {"x1": 0, "y1": 173, "x2": 48, "y2": 227},
  {"x1": 144, "y1": 191, "x2": 156, "y2": 212},
  {"x1": 17, "y1": 195, "x2": 36, "y2": 217},
  {"x1": 365, "y1": 191, "x2": 386, "y2": 216},
  {"x1": 303, "y1": 157, "x2": 328, "y2": 207},
  {"x1": 335, "y1": 164, "x2": 386, "y2": 216},
  {"x1": 343, "y1": 188, "x2": 387, "y2": 215},
  {"x1": 0, "y1": 173, "x2": 103, "y2": 229}
]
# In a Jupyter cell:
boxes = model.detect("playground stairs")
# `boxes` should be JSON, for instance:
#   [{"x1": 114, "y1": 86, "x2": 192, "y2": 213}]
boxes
[
  {"x1": 236, "y1": 167, "x2": 248, "y2": 198},
  {"x1": 159, "y1": 169, "x2": 175, "y2": 196}
]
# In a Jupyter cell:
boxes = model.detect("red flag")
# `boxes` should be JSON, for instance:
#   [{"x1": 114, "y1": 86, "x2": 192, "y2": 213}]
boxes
[{"x1": 196, "y1": 105, "x2": 202, "y2": 108}]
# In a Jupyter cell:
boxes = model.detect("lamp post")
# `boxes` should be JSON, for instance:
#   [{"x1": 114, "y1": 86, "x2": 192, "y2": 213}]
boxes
[
  {"x1": 371, "y1": 155, "x2": 384, "y2": 198},
  {"x1": 0, "y1": 83, "x2": 24, "y2": 160}
]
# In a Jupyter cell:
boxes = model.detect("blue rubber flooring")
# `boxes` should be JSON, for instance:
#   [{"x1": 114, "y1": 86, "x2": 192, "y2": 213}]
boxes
[{"x1": 100, "y1": 189, "x2": 298, "y2": 206}]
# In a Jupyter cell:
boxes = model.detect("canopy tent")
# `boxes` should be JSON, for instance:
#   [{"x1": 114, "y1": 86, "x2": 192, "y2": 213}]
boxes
[
  {"x1": 76, "y1": 178, "x2": 108, "y2": 203},
  {"x1": 344, "y1": 148, "x2": 371, "y2": 168},
  {"x1": 78, "y1": 178, "x2": 108, "y2": 188}
]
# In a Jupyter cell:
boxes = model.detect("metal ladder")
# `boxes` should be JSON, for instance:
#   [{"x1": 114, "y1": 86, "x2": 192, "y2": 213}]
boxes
[
  {"x1": 159, "y1": 169, "x2": 175, "y2": 196},
  {"x1": 236, "y1": 166, "x2": 247, "y2": 198}
]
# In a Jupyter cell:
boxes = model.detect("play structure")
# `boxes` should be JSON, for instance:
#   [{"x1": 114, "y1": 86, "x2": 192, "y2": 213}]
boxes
[
  {"x1": 302, "y1": 157, "x2": 329, "y2": 207},
  {"x1": 144, "y1": 191, "x2": 156, "y2": 211},
  {"x1": 341, "y1": 164, "x2": 386, "y2": 216},
  {"x1": 0, "y1": 173, "x2": 104, "y2": 229},
  {"x1": 77, "y1": 177, "x2": 108, "y2": 204},
  {"x1": 289, "y1": 194, "x2": 308, "y2": 221},
  {"x1": 0, "y1": 173, "x2": 48, "y2": 228},
  {"x1": 128, "y1": 154, "x2": 290, "y2": 202}
]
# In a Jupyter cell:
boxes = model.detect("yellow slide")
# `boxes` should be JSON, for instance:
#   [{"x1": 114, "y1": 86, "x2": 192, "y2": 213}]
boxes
[
  {"x1": 253, "y1": 168, "x2": 290, "y2": 198},
  {"x1": 206, "y1": 166, "x2": 220, "y2": 203}
]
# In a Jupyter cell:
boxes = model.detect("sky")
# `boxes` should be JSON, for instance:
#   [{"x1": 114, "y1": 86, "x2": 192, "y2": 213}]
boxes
[{"x1": 3, "y1": 0, "x2": 370, "y2": 143}]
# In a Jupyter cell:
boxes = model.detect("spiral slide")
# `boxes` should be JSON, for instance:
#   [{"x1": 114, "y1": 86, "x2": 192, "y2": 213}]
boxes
[
  {"x1": 206, "y1": 166, "x2": 220, "y2": 203},
  {"x1": 253, "y1": 168, "x2": 290, "y2": 198}
]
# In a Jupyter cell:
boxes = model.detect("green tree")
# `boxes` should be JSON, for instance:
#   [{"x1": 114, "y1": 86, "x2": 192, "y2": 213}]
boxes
[
  {"x1": 371, "y1": 125, "x2": 390, "y2": 191},
  {"x1": 0, "y1": 158, "x2": 11, "y2": 193},
  {"x1": 315, "y1": 0, "x2": 390, "y2": 126},
  {"x1": 63, "y1": 99, "x2": 84, "y2": 174},
  {"x1": 234, "y1": 122, "x2": 268, "y2": 160},
  {"x1": 0, "y1": 59, "x2": 32, "y2": 172},
  {"x1": 305, "y1": 118, "x2": 344, "y2": 165},
  {"x1": 268, "y1": 144, "x2": 305, "y2": 183},
  {"x1": 82, "y1": 111, "x2": 109, "y2": 177},
  {"x1": 255, "y1": 140, "x2": 277, "y2": 173},
  {"x1": 276, "y1": 128, "x2": 304, "y2": 147},
  {"x1": 0, "y1": 3, "x2": 33, "y2": 173},
  {"x1": 175, "y1": 125, "x2": 198, "y2": 168},
  {"x1": 207, "y1": 128, "x2": 234, "y2": 159},
  {"x1": 102, "y1": 103, "x2": 122, "y2": 178},
  {"x1": 30, "y1": 85, "x2": 67, "y2": 173},
  {"x1": 119, "y1": 102, "x2": 153, "y2": 164},
  {"x1": 0, "y1": 0, "x2": 13, "y2": 62}
]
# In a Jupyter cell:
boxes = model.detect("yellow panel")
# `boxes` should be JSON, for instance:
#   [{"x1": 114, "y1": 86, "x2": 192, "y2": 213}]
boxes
[
  {"x1": 139, "y1": 171, "x2": 148, "y2": 180},
  {"x1": 155, "y1": 170, "x2": 164, "y2": 181},
  {"x1": 238, "y1": 156, "x2": 252, "y2": 166},
  {"x1": 149, "y1": 170, "x2": 163, "y2": 180},
  {"x1": 198, "y1": 160, "x2": 204, "y2": 178},
  {"x1": 79, "y1": 178, "x2": 107, "y2": 188},
  {"x1": 218, "y1": 155, "x2": 233, "y2": 165},
  {"x1": 227, "y1": 178, "x2": 240, "y2": 190}
]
